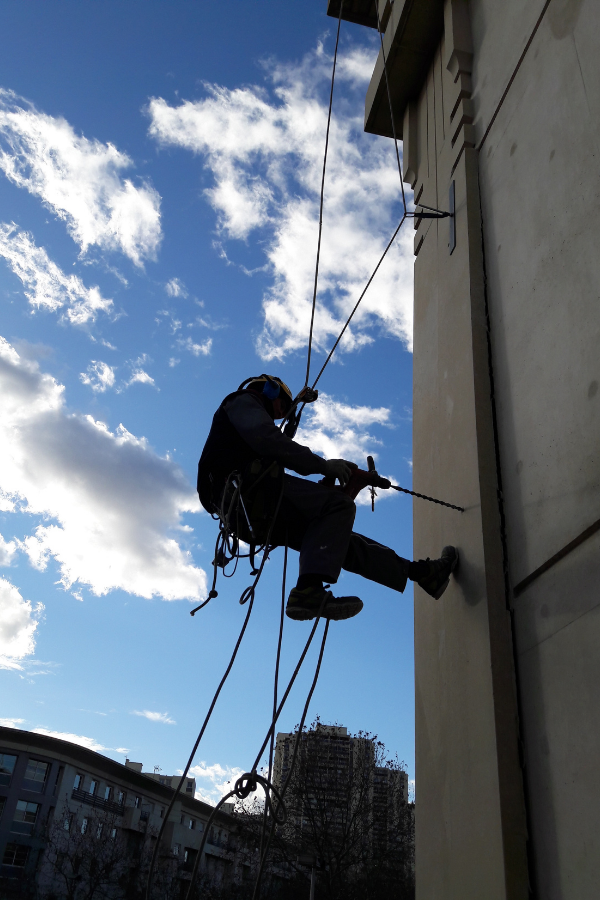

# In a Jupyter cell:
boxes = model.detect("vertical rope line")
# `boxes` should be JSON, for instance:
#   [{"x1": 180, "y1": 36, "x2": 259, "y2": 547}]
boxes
[
  {"x1": 258, "y1": 541, "x2": 288, "y2": 863},
  {"x1": 304, "y1": 0, "x2": 344, "y2": 388},
  {"x1": 374, "y1": 0, "x2": 407, "y2": 212},
  {"x1": 251, "y1": 620, "x2": 330, "y2": 900}
]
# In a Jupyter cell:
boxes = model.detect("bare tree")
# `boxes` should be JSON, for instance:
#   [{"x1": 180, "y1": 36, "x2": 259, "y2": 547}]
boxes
[{"x1": 233, "y1": 721, "x2": 415, "y2": 900}]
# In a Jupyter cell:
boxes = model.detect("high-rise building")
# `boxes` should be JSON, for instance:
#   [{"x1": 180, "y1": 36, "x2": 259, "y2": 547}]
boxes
[{"x1": 273, "y1": 724, "x2": 408, "y2": 855}]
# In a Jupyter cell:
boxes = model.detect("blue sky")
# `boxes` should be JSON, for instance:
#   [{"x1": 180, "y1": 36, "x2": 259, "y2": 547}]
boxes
[{"x1": 0, "y1": 1, "x2": 416, "y2": 803}]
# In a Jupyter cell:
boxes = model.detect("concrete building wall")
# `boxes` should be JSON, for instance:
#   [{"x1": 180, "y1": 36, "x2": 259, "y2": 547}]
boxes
[
  {"x1": 328, "y1": 0, "x2": 600, "y2": 897},
  {"x1": 472, "y1": 1, "x2": 600, "y2": 896}
]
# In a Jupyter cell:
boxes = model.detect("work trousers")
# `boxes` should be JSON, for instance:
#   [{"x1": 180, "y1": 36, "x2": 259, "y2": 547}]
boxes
[{"x1": 268, "y1": 475, "x2": 409, "y2": 593}]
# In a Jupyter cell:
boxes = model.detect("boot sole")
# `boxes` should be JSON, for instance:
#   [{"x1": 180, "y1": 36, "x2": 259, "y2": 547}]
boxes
[{"x1": 286, "y1": 599, "x2": 363, "y2": 622}]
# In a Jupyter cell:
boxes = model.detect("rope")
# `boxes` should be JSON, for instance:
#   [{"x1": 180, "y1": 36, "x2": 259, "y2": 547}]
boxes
[
  {"x1": 258, "y1": 540, "x2": 287, "y2": 866},
  {"x1": 305, "y1": 0, "x2": 344, "y2": 388},
  {"x1": 311, "y1": 215, "x2": 405, "y2": 390},
  {"x1": 374, "y1": 0, "x2": 407, "y2": 212},
  {"x1": 145, "y1": 591, "x2": 256, "y2": 900},
  {"x1": 146, "y1": 480, "x2": 285, "y2": 899},
  {"x1": 183, "y1": 601, "x2": 328, "y2": 900},
  {"x1": 251, "y1": 620, "x2": 330, "y2": 900}
]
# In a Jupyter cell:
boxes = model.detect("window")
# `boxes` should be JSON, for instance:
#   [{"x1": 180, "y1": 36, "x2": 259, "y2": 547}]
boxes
[
  {"x1": 2, "y1": 843, "x2": 30, "y2": 868},
  {"x1": 173, "y1": 843, "x2": 180, "y2": 856},
  {"x1": 159, "y1": 776, "x2": 165, "y2": 784},
  {"x1": 103, "y1": 786, "x2": 112, "y2": 801},
  {"x1": 89, "y1": 780, "x2": 97, "y2": 796},
  {"x1": 96, "y1": 823, "x2": 104, "y2": 839},
  {"x1": 53, "y1": 766, "x2": 63, "y2": 795},
  {"x1": 110, "y1": 827, "x2": 117, "y2": 839},
  {"x1": 0, "y1": 753, "x2": 18, "y2": 787},
  {"x1": 180, "y1": 813, "x2": 185, "y2": 825},
  {"x1": 0, "y1": 797, "x2": 5, "y2": 820},
  {"x1": 188, "y1": 818, "x2": 194, "y2": 830},
  {"x1": 11, "y1": 800, "x2": 40, "y2": 835},
  {"x1": 134, "y1": 796, "x2": 141, "y2": 809},
  {"x1": 117, "y1": 790, "x2": 125, "y2": 805},
  {"x1": 159, "y1": 808, "x2": 164, "y2": 819},
  {"x1": 81, "y1": 818, "x2": 88, "y2": 835},
  {"x1": 64, "y1": 815, "x2": 72, "y2": 832},
  {"x1": 73, "y1": 773, "x2": 82, "y2": 790},
  {"x1": 23, "y1": 759, "x2": 49, "y2": 792},
  {"x1": 186, "y1": 780, "x2": 194, "y2": 793}
]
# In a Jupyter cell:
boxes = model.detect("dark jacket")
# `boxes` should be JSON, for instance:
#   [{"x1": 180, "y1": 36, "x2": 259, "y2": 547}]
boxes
[{"x1": 197, "y1": 390, "x2": 328, "y2": 511}]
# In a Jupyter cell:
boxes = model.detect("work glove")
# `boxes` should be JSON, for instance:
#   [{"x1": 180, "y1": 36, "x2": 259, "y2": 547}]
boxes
[{"x1": 322, "y1": 459, "x2": 356, "y2": 488}]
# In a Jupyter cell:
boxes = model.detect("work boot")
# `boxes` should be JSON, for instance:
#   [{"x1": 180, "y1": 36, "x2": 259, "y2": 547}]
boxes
[
  {"x1": 416, "y1": 546, "x2": 459, "y2": 599},
  {"x1": 286, "y1": 585, "x2": 363, "y2": 622}
]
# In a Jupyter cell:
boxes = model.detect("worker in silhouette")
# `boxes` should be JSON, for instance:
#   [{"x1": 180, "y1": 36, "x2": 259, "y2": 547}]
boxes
[{"x1": 198, "y1": 375, "x2": 458, "y2": 621}]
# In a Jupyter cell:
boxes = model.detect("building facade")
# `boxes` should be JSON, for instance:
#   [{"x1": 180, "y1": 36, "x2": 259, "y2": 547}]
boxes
[
  {"x1": 0, "y1": 727, "x2": 248, "y2": 897},
  {"x1": 273, "y1": 724, "x2": 408, "y2": 855},
  {"x1": 328, "y1": 0, "x2": 600, "y2": 898}
]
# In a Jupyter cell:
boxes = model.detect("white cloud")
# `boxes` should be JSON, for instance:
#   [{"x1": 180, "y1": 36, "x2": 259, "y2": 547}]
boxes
[
  {"x1": 0, "y1": 717, "x2": 25, "y2": 727},
  {"x1": 132, "y1": 710, "x2": 176, "y2": 725},
  {"x1": 165, "y1": 277, "x2": 188, "y2": 298},
  {"x1": 0, "y1": 336, "x2": 206, "y2": 601},
  {"x1": 147, "y1": 43, "x2": 413, "y2": 361},
  {"x1": 188, "y1": 761, "x2": 245, "y2": 807},
  {"x1": 125, "y1": 369, "x2": 156, "y2": 388},
  {"x1": 176, "y1": 336, "x2": 212, "y2": 356},
  {"x1": 32, "y1": 728, "x2": 129, "y2": 755},
  {"x1": 0, "y1": 576, "x2": 43, "y2": 670},
  {"x1": 0, "y1": 534, "x2": 17, "y2": 566},
  {"x1": 0, "y1": 88, "x2": 161, "y2": 265},
  {"x1": 297, "y1": 394, "x2": 397, "y2": 506},
  {"x1": 297, "y1": 392, "x2": 391, "y2": 461},
  {"x1": 80, "y1": 361, "x2": 116, "y2": 392},
  {"x1": 0, "y1": 224, "x2": 113, "y2": 324}
]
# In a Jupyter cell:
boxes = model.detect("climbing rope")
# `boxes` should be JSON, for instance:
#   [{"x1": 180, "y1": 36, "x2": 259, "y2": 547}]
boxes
[
  {"x1": 149, "y1": 13, "x2": 461, "y2": 896},
  {"x1": 305, "y1": 0, "x2": 345, "y2": 389},
  {"x1": 183, "y1": 604, "x2": 329, "y2": 900},
  {"x1": 251, "y1": 620, "x2": 330, "y2": 900}
]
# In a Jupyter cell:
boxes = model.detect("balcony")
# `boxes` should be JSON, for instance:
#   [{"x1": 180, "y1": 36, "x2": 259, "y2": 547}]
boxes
[{"x1": 71, "y1": 788, "x2": 125, "y2": 816}]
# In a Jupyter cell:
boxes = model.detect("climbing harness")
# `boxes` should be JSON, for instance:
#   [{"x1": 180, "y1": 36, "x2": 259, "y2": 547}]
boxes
[{"x1": 147, "y1": 3, "x2": 462, "y2": 896}]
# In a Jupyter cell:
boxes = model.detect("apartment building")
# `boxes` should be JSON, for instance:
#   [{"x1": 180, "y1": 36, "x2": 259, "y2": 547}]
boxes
[
  {"x1": 0, "y1": 726, "x2": 248, "y2": 897},
  {"x1": 273, "y1": 724, "x2": 408, "y2": 853}
]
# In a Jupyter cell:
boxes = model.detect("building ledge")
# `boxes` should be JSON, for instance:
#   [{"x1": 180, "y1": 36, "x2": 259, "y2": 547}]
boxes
[
  {"x1": 327, "y1": 0, "x2": 391, "y2": 31},
  {"x1": 328, "y1": 0, "x2": 444, "y2": 139}
]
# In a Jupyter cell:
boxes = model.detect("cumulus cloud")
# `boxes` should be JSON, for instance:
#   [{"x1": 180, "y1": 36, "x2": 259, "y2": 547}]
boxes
[
  {"x1": 0, "y1": 88, "x2": 161, "y2": 265},
  {"x1": 125, "y1": 369, "x2": 156, "y2": 388},
  {"x1": 32, "y1": 728, "x2": 129, "y2": 755},
  {"x1": 0, "y1": 577, "x2": 43, "y2": 670},
  {"x1": 165, "y1": 277, "x2": 188, "y2": 298},
  {"x1": 80, "y1": 361, "x2": 116, "y2": 392},
  {"x1": 176, "y1": 335, "x2": 212, "y2": 357},
  {"x1": 188, "y1": 762, "x2": 245, "y2": 806},
  {"x1": 297, "y1": 393, "x2": 391, "y2": 461},
  {"x1": 0, "y1": 534, "x2": 17, "y2": 566},
  {"x1": 0, "y1": 224, "x2": 113, "y2": 324},
  {"x1": 0, "y1": 336, "x2": 206, "y2": 600},
  {"x1": 147, "y1": 43, "x2": 413, "y2": 360},
  {"x1": 297, "y1": 393, "x2": 397, "y2": 506},
  {"x1": 0, "y1": 717, "x2": 25, "y2": 727},
  {"x1": 131, "y1": 710, "x2": 176, "y2": 724}
]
